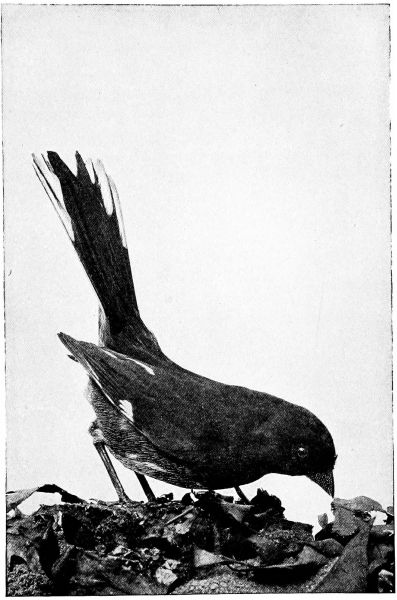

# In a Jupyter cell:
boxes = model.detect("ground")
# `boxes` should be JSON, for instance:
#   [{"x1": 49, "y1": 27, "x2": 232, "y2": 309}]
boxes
[{"x1": 6, "y1": 485, "x2": 394, "y2": 594}]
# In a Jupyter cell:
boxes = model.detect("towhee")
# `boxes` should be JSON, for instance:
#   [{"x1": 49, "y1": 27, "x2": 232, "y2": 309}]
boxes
[{"x1": 33, "y1": 151, "x2": 336, "y2": 503}]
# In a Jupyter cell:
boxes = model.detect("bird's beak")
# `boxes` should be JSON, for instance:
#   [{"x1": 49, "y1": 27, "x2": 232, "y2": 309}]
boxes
[{"x1": 307, "y1": 470, "x2": 334, "y2": 497}]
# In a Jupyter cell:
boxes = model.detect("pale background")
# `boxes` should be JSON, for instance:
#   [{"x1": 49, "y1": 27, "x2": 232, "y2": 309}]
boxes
[{"x1": 3, "y1": 4, "x2": 391, "y2": 525}]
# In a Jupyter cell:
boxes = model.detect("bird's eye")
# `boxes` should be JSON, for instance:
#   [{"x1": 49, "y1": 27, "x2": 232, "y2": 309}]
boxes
[{"x1": 296, "y1": 446, "x2": 309, "y2": 459}]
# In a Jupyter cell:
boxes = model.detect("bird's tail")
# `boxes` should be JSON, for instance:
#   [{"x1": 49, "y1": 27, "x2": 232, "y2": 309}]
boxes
[{"x1": 33, "y1": 152, "x2": 161, "y2": 356}]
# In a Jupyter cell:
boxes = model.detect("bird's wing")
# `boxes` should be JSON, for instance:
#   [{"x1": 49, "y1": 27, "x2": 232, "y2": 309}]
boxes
[
  {"x1": 59, "y1": 332, "x2": 153, "y2": 438},
  {"x1": 58, "y1": 333, "x2": 203, "y2": 460}
]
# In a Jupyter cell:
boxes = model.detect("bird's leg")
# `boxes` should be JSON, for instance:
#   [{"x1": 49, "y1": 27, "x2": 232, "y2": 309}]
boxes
[
  {"x1": 89, "y1": 423, "x2": 155, "y2": 503},
  {"x1": 93, "y1": 440, "x2": 132, "y2": 504},
  {"x1": 235, "y1": 486, "x2": 250, "y2": 504},
  {"x1": 134, "y1": 472, "x2": 156, "y2": 502}
]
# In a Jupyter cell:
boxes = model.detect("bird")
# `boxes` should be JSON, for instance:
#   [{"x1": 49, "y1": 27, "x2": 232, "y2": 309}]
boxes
[{"x1": 33, "y1": 151, "x2": 336, "y2": 504}]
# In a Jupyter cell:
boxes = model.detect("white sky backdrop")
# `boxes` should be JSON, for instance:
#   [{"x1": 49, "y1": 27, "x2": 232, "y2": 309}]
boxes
[{"x1": 3, "y1": 4, "x2": 391, "y2": 525}]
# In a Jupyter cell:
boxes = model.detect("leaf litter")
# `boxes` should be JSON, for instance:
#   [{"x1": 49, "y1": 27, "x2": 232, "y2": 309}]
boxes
[{"x1": 6, "y1": 486, "x2": 394, "y2": 594}]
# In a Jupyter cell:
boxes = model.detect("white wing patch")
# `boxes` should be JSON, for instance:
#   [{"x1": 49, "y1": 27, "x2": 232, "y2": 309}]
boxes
[
  {"x1": 119, "y1": 399, "x2": 134, "y2": 422},
  {"x1": 139, "y1": 461, "x2": 167, "y2": 473},
  {"x1": 125, "y1": 453, "x2": 167, "y2": 474},
  {"x1": 101, "y1": 349, "x2": 155, "y2": 376},
  {"x1": 81, "y1": 358, "x2": 135, "y2": 424},
  {"x1": 82, "y1": 360, "x2": 106, "y2": 392},
  {"x1": 130, "y1": 358, "x2": 155, "y2": 376}
]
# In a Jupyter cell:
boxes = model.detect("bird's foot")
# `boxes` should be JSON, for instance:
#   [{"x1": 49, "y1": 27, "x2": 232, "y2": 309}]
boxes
[
  {"x1": 235, "y1": 486, "x2": 250, "y2": 504},
  {"x1": 117, "y1": 491, "x2": 137, "y2": 507}
]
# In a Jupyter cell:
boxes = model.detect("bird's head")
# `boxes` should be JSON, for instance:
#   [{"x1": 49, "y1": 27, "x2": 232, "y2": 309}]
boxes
[{"x1": 259, "y1": 400, "x2": 336, "y2": 496}]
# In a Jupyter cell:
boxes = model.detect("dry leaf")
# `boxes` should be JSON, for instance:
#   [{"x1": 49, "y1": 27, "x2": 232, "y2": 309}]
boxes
[
  {"x1": 318, "y1": 512, "x2": 328, "y2": 529},
  {"x1": 254, "y1": 544, "x2": 328, "y2": 581},
  {"x1": 154, "y1": 559, "x2": 180, "y2": 588},
  {"x1": 331, "y1": 506, "x2": 360, "y2": 537},
  {"x1": 311, "y1": 520, "x2": 372, "y2": 592},
  {"x1": 308, "y1": 538, "x2": 343, "y2": 558},
  {"x1": 53, "y1": 547, "x2": 166, "y2": 595},
  {"x1": 193, "y1": 546, "x2": 229, "y2": 568},
  {"x1": 332, "y1": 496, "x2": 384, "y2": 514},
  {"x1": 7, "y1": 511, "x2": 56, "y2": 571},
  {"x1": 7, "y1": 484, "x2": 84, "y2": 512},
  {"x1": 377, "y1": 569, "x2": 394, "y2": 593}
]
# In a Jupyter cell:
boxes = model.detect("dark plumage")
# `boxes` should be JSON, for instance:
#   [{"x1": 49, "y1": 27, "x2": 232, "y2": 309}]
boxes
[{"x1": 33, "y1": 151, "x2": 336, "y2": 499}]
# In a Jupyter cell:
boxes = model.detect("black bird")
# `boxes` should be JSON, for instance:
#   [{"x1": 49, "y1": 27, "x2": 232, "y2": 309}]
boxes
[{"x1": 33, "y1": 151, "x2": 336, "y2": 503}]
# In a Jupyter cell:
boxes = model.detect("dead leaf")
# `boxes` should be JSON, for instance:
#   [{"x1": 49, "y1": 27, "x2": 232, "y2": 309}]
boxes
[
  {"x1": 196, "y1": 492, "x2": 252, "y2": 526},
  {"x1": 248, "y1": 519, "x2": 313, "y2": 565},
  {"x1": 331, "y1": 506, "x2": 361, "y2": 537},
  {"x1": 254, "y1": 544, "x2": 328, "y2": 581},
  {"x1": 369, "y1": 546, "x2": 393, "y2": 575},
  {"x1": 370, "y1": 523, "x2": 394, "y2": 541},
  {"x1": 311, "y1": 520, "x2": 372, "y2": 592},
  {"x1": 53, "y1": 547, "x2": 166, "y2": 594},
  {"x1": 332, "y1": 496, "x2": 384, "y2": 514},
  {"x1": 7, "y1": 511, "x2": 55, "y2": 571},
  {"x1": 308, "y1": 538, "x2": 343, "y2": 558},
  {"x1": 250, "y1": 489, "x2": 284, "y2": 513},
  {"x1": 36, "y1": 484, "x2": 84, "y2": 504},
  {"x1": 318, "y1": 513, "x2": 328, "y2": 528},
  {"x1": 377, "y1": 569, "x2": 394, "y2": 593},
  {"x1": 7, "y1": 484, "x2": 84, "y2": 512},
  {"x1": 154, "y1": 559, "x2": 180, "y2": 588},
  {"x1": 330, "y1": 496, "x2": 383, "y2": 538},
  {"x1": 247, "y1": 489, "x2": 285, "y2": 527},
  {"x1": 7, "y1": 488, "x2": 43, "y2": 512},
  {"x1": 193, "y1": 546, "x2": 230, "y2": 568},
  {"x1": 221, "y1": 501, "x2": 253, "y2": 523},
  {"x1": 386, "y1": 506, "x2": 394, "y2": 524}
]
